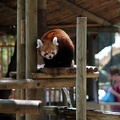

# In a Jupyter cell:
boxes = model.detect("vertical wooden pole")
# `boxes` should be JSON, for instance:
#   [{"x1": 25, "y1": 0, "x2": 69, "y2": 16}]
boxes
[
  {"x1": 17, "y1": 0, "x2": 25, "y2": 83},
  {"x1": 25, "y1": 0, "x2": 40, "y2": 120},
  {"x1": 37, "y1": 1, "x2": 47, "y2": 119},
  {"x1": 76, "y1": 17, "x2": 87, "y2": 120},
  {"x1": 0, "y1": 35, "x2": 2, "y2": 77},
  {"x1": 17, "y1": 0, "x2": 25, "y2": 120}
]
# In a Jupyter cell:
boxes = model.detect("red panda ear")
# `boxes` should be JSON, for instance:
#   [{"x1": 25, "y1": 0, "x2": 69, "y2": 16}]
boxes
[
  {"x1": 53, "y1": 37, "x2": 59, "y2": 46},
  {"x1": 36, "y1": 39, "x2": 43, "y2": 48}
]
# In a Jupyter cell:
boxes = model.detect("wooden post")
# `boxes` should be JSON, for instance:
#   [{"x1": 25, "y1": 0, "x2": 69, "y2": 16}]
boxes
[
  {"x1": 17, "y1": 0, "x2": 25, "y2": 120},
  {"x1": 17, "y1": 0, "x2": 25, "y2": 80},
  {"x1": 76, "y1": 17, "x2": 87, "y2": 120},
  {"x1": 25, "y1": 0, "x2": 38, "y2": 120},
  {"x1": 37, "y1": 0, "x2": 47, "y2": 119}
]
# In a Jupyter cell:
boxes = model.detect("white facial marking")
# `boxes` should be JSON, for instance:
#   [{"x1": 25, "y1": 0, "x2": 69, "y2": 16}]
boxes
[
  {"x1": 53, "y1": 37, "x2": 59, "y2": 46},
  {"x1": 54, "y1": 50, "x2": 57, "y2": 55},
  {"x1": 46, "y1": 53, "x2": 54, "y2": 59},
  {"x1": 41, "y1": 51, "x2": 45, "y2": 57},
  {"x1": 41, "y1": 50, "x2": 57, "y2": 59},
  {"x1": 36, "y1": 39, "x2": 43, "y2": 48}
]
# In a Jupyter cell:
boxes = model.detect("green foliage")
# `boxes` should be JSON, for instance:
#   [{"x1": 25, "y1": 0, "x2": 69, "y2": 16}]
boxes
[{"x1": 1, "y1": 35, "x2": 15, "y2": 77}]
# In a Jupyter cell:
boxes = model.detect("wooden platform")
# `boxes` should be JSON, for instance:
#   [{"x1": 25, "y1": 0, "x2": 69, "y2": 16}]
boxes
[
  {"x1": 10, "y1": 65, "x2": 99, "y2": 79},
  {"x1": 43, "y1": 106, "x2": 120, "y2": 120}
]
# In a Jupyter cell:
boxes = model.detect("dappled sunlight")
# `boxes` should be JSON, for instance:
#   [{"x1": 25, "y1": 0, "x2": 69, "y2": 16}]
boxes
[{"x1": 95, "y1": 33, "x2": 120, "y2": 70}]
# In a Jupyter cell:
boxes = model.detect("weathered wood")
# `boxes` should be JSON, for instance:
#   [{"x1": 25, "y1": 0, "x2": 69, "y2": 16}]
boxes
[
  {"x1": 25, "y1": 0, "x2": 37, "y2": 120},
  {"x1": 76, "y1": 17, "x2": 87, "y2": 120},
  {"x1": 9, "y1": 71, "x2": 17, "y2": 78},
  {"x1": 0, "y1": 78, "x2": 75, "y2": 89},
  {"x1": 0, "y1": 99, "x2": 42, "y2": 114},
  {"x1": 10, "y1": 71, "x2": 99, "y2": 78},
  {"x1": 31, "y1": 72, "x2": 99, "y2": 79},
  {"x1": 53, "y1": 0, "x2": 111, "y2": 26},
  {"x1": 37, "y1": 1, "x2": 47, "y2": 119},
  {"x1": 38, "y1": 66, "x2": 98, "y2": 74},
  {"x1": 17, "y1": 0, "x2": 25, "y2": 119},
  {"x1": 17, "y1": 0, "x2": 25, "y2": 99},
  {"x1": 0, "y1": 71, "x2": 99, "y2": 90},
  {"x1": 21, "y1": 20, "x2": 25, "y2": 44},
  {"x1": 100, "y1": 102, "x2": 120, "y2": 112},
  {"x1": 48, "y1": 23, "x2": 101, "y2": 29},
  {"x1": 9, "y1": 66, "x2": 99, "y2": 79},
  {"x1": 43, "y1": 106, "x2": 120, "y2": 120},
  {"x1": 100, "y1": 102, "x2": 120, "y2": 106},
  {"x1": 0, "y1": 2, "x2": 16, "y2": 14},
  {"x1": 87, "y1": 110, "x2": 120, "y2": 120}
]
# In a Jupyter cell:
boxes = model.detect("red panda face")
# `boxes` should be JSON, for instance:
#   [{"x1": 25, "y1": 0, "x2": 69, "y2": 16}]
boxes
[
  {"x1": 40, "y1": 43, "x2": 58, "y2": 59},
  {"x1": 37, "y1": 37, "x2": 59, "y2": 59}
]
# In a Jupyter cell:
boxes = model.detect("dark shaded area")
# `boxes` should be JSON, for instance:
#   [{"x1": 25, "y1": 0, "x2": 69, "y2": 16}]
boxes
[
  {"x1": 6, "y1": 42, "x2": 17, "y2": 78},
  {"x1": 0, "y1": 42, "x2": 16, "y2": 120},
  {"x1": 0, "y1": 114, "x2": 15, "y2": 120},
  {"x1": 0, "y1": 42, "x2": 16, "y2": 99}
]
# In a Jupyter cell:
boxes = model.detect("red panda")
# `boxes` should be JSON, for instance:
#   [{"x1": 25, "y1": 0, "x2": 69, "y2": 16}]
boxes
[{"x1": 37, "y1": 29, "x2": 74, "y2": 67}]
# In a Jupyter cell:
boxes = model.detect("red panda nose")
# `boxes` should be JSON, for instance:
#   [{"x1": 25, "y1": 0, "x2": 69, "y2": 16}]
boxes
[{"x1": 49, "y1": 56, "x2": 52, "y2": 59}]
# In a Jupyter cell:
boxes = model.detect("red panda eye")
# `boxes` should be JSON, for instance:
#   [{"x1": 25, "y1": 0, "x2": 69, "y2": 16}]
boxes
[
  {"x1": 44, "y1": 53, "x2": 48, "y2": 56},
  {"x1": 51, "y1": 52, "x2": 55, "y2": 55}
]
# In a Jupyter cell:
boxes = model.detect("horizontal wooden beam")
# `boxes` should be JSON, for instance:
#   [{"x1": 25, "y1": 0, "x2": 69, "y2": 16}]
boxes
[
  {"x1": 0, "y1": 78, "x2": 75, "y2": 89},
  {"x1": 100, "y1": 102, "x2": 120, "y2": 106},
  {"x1": 53, "y1": 0, "x2": 111, "y2": 26},
  {"x1": 87, "y1": 110, "x2": 120, "y2": 120},
  {"x1": 48, "y1": 24, "x2": 120, "y2": 32},
  {"x1": 48, "y1": 23, "x2": 102, "y2": 29},
  {"x1": 31, "y1": 72, "x2": 99, "y2": 79},
  {"x1": 0, "y1": 25, "x2": 119, "y2": 35},
  {"x1": 0, "y1": 71, "x2": 99, "y2": 89},
  {"x1": 0, "y1": 99, "x2": 42, "y2": 114}
]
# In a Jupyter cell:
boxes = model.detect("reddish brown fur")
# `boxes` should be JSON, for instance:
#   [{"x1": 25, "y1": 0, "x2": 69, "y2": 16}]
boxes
[{"x1": 38, "y1": 29, "x2": 74, "y2": 67}]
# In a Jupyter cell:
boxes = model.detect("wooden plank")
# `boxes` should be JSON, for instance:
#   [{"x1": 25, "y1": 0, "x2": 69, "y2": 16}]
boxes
[
  {"x1": 0, "y1": 25, "x2": 119, "y2": 34},
  {"x1": 53, "y1": 0, "x2": 111, "y2": 26},
  {"x1": 48, "y1": 23, "x2": 102, "y2": 29},
  {"x1": 87, "y1": 110, "x2": 120, "y2": 120},
  {"x1": 0, "y1": 99, "x2": 42, "y2": 114},
  {"x1": 9, "y1": 71, "x2": 99, "y2": 79},
  {"x1": 38, "y1": 66, "x2": 98, "y2": 74},
  {"x1": 100, "y1": 102, "x2": 120, "y2": 106},
  {"x1": 9, "y1": 66, "x2": 99, "y2": 79},
  {"x1": 31, "y1": 72, "x2": 99, "y2": 79},
  {"x1": 43, "y1": 106, "x2": 120, "y2": 120},
  {"x1": 0, "y1": 71, "x2": 99, "y2": 90}
]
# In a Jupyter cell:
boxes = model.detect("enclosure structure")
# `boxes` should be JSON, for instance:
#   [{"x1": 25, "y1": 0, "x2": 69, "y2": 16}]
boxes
[
  {"x1": 0, "y1": 1, "x2": 98, "y2": 120},
  {"x1": 0, "y1": 0, "x2": 119, "y2": 120}
]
